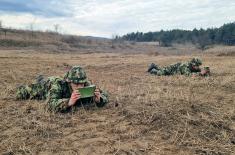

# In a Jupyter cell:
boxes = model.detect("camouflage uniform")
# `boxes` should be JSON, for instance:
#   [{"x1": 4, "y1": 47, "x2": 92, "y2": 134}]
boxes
[
  {"x1": 147, "y1": 58, "x2": 209, "y2": 76},
  {"x1": 16, "y1": 66, "x2": 108, "y2": 112}
]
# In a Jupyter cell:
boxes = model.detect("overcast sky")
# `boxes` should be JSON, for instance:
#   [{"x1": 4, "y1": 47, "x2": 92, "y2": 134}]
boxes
[{"x1": 0, "y1": 0, "x2": 235, "y2": 38}]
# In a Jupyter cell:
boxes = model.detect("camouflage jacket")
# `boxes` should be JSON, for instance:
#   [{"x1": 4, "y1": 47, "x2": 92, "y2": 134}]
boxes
[
  {"x1": 149, "y1": 62, "x2": 201, "y2": 76},
  {"x1": 16, "y1": 76, "x2": 109, "y2": 112}
]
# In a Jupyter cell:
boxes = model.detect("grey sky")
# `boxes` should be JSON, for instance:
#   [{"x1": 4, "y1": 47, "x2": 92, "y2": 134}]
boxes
[{"x1": 0, "y1": 0, "x2": 234, "y2": 38}]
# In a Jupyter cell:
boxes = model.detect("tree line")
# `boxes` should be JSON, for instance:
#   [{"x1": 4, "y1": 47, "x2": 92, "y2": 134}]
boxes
[{"x1": 121, "y1": 22, "x2": 235, "y2": 49}]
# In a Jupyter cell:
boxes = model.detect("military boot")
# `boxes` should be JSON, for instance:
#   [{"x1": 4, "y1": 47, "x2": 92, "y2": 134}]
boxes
[{"x1": 147, "y1": 63, "x2": 158, "y2": 72}]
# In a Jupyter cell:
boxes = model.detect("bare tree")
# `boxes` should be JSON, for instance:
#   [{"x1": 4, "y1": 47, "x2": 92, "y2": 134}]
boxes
[
  {"x1": 3, "y1": 29, "x2": 7, "y2": 38},
  {"x1": 111, "y1": 34, "x2": 121, "y2": 48},
  {"x1": 54, "y1": 24, "x2": 60, "y2": 34},
  {"x1": 0, "y1": 20, "x2": 7, "y2": 38},
  {"x1": 29, "y1": 23, "x2": 35, "y2": 38},
  {"x1": 111, "y1": 34, "x2": 117, "y2": 48},
  {"x1": 29, "y1": 18, "x2": 37, "y2": 39},
  {"x1": 0, "y1": 20, "x2": 2, "y2": 38}
]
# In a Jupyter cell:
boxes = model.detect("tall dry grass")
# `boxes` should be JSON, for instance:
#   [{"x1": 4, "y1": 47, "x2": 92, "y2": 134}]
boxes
[{"x1": 0, "y1": 50, "x2": 234, "y2": 155}]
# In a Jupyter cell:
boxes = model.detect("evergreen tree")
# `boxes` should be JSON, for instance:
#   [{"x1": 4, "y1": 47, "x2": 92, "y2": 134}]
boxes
[{"x1": 121, "y1": 22, "x2": 235, "y2": 47}]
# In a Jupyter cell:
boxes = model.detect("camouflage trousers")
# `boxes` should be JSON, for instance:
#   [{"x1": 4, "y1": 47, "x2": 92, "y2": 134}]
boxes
[
  {"x1": 16, "y1": 76, "x2": 58, "y2": 100},
  {"x1": 148, "y1": 63, "x2": 182, "y2": 75}
]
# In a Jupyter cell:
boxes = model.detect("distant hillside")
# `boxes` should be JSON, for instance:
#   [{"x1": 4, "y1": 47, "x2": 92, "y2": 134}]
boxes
[
  {"x1": 0, "y1": 28, "x2": 116, "y2": 52},
  {"x1": 121, "y1": 22, "x2": 235, "y2": 50},
  {"x1": 1, "y1": 25, "x2": 235, "y2": 55},
  {"x1": 1, "y1": 27, "x2": 181, "y2": 54}
]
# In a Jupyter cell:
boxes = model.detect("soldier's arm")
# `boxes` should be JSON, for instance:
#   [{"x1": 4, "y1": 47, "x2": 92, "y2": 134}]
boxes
[
  {"x1": 47, "y1": 82, "x2": 70, "y2": 112},
  {"x1": 183, "y1": 67, "x2": 208, "y2": 77},
  {"x1": 95, "y1": 90, "x2": 109, "y2": 107},
  {"x1": 186, "y1": 70, "x2": 205, "y2": 77},
  {"x1": 84, "y1": 81, "x2": 91, "y2": 86},
  {"x1": 180, "y1": 64, "x2": 193, "y2": 76},
  {"x1": 199, "y1": 68, "x2": 211, "y2": 76}
]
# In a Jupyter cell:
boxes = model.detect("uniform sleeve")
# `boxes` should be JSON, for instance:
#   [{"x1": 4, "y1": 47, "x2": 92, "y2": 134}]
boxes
[
  {"x1": 85, "y1": 81, "x2": 92, "y2": 86},
  {"x1": 179, "y1": 64, "x2": 193, "y2": 76},
  {"x1": 181, "y1": 67, "x2": 192, "y2": 76},
  {"x1": 96, "y1": 90, "x2": 109, "y2": 107},
  {"x1": 47, "y1": 81, "x2": 70, "y2": 112},
  {"x1": 181, "y1": 66, "x2": 203, "y2": 76}
]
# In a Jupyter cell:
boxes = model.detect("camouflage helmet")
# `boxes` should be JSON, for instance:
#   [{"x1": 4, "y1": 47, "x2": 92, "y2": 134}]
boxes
[
  {"x1": 64, "y1": 66, "x2": 87, "y2": 84},
  {"x1": 190, "y1": 58, "x2": 202, "y2": 66}
]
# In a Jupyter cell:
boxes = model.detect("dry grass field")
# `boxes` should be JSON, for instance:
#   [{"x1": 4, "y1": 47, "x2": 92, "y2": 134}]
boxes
[{"x1": 0, "y1": 47, "x2": 234, "y2": 155}]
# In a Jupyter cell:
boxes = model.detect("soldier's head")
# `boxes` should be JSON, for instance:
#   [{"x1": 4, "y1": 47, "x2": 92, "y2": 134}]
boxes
[
  {"x1": 64, "y1": 66, "x2": 87, "y2": 90},
  {"x1": 190, "y1": 58, "x2": 202, "y2": 71}
]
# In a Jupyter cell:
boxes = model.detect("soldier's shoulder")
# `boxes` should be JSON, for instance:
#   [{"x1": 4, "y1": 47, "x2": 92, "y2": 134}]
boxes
[
  {"x1": 84, "y1": 80, "x2": 92, "y2": 86},
  {"x1": 48, "y1": 76, "x2": 63, "y2": 81},
  {"x1": 47, "y1": 76, "x2": 66, "y2": 85},
  {"x1": 180, "y1": 62, "x2": 189, "y2": 67}
]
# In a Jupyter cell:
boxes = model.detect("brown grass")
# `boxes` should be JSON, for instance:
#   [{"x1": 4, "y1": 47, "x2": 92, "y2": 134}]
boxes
[
  {"x1": 217, "y1": 52, "x2": 235, "y2": 57},
  {"x1": 0, "y1": 49, "x2": 234, "y2": 155}
]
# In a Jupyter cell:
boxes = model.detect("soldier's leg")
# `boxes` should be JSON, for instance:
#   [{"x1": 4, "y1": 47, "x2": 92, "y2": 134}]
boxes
[
  {"x1": 16, "y1": 85, "x2": 31, "y2": 100},
  {"x1": 164, "y1": 65, "x2": 176, "y2": 75},
  {"x1": 30, "y1": 81, "x2": 48, "y2": 100},
  {"x1": 28, "y1": 75, "x2": 49, "y2": 100},
  {"x1": 163, "y1": 63, "x2": 181, "y2": 75},
  {"x1": 150, "y1": 68, "x2": 165, "y2": 75}
]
